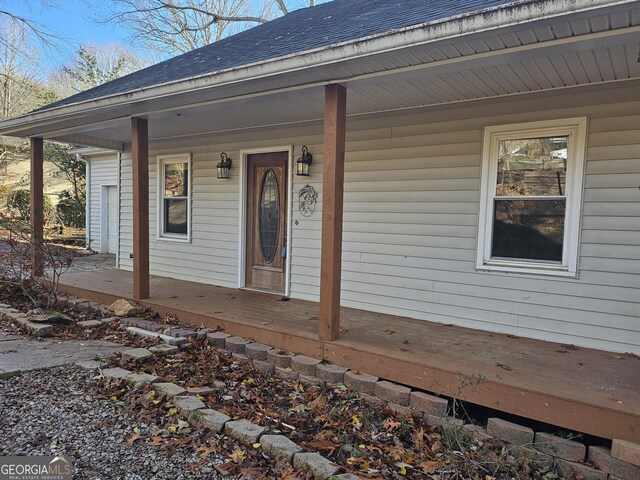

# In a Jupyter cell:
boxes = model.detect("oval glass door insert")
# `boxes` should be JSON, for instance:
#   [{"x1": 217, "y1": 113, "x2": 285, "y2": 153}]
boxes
[{"x1": 259, "y1": 169, "x2": 279, "y2": 263}]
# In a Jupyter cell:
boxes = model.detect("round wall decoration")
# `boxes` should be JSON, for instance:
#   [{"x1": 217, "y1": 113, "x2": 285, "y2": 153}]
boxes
[{"x1": 298, "y1": 185, "x2": 318, "y2": 217}]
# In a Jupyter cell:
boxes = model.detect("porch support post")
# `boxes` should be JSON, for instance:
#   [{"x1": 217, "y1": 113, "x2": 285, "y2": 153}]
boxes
[
  {"x1": 131, "y1": 117, "x2": 150, "y2": 299},
  {"x1": 30, "y1": 137, "x2": 44, "y2": 277},
  {"x1": 319, "y1": 84, "x2": 347, "y2": 341}
]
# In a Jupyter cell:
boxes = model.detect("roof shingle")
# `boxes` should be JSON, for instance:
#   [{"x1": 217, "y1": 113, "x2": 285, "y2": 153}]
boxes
[{"x1": 41, "y1": 0, "x2": 517, "y2": 111}]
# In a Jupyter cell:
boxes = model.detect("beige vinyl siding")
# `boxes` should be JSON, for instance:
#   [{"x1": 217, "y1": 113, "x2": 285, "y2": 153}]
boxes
[
  {"x1": 86, "y1": 154, "x2": 118, "y2": 253},
  {"x1": 116, "y1": 81, "x2": 640, "y2": 354},
  {"x1": 118, "y1": 154, "x2": 132, "y2": 270}
]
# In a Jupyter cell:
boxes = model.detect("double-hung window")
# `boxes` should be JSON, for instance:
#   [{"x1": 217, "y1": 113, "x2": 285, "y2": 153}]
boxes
[
  {"x1": 477, "y1": 118, "x2": 587, "y2": 276},
  {"x1": 158, "y1": 154, "x2": 191, "y2": 241}
]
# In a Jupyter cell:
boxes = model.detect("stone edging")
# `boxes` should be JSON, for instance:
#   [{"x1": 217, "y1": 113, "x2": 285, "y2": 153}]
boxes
[{"x1": 84, "y1": 348, "x2": 352, "y2": 480}]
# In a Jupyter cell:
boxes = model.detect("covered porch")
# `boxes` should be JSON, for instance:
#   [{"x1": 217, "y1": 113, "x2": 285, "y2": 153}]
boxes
[{"x1": 58, "y1": 268, "x2": 640, "y2": 443}]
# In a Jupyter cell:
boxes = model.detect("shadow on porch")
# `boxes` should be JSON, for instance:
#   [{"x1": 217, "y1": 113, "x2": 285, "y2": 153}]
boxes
[{"x1": 58, "y1": 268, "x2": 639, "y2": 443}]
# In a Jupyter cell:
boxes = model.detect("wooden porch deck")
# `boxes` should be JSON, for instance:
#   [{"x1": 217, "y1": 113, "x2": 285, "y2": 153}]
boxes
[{"x1": 58, "y1": 269, "x2": 640, "y2": 442}]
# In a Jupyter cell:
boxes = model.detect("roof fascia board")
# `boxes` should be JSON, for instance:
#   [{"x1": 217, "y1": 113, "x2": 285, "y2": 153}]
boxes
[{"x1": 0, "y1": 0, "x2": 634, "y2": 136}]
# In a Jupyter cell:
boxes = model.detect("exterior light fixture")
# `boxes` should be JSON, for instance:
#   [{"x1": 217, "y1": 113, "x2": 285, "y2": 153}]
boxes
[
  {"x1": 217, "y1": 152, "x2": 232, "y2": 179},
  {"x1": 296, "y1": 145, "x2": 313, "y2": 176}
]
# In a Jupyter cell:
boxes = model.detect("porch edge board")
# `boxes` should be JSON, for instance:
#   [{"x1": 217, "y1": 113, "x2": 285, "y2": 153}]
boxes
[
  {"x1": 56, "y1": 282, "x2": 324, "y2": 360},
  {"x1": 323, "y1": 344, "x2": 640, "y2": 443}
]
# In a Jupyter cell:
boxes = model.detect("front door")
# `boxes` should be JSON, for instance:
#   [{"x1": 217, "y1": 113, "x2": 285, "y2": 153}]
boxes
[{"x1": 245, "y1": 152, "x2": 288, "y2": 293}]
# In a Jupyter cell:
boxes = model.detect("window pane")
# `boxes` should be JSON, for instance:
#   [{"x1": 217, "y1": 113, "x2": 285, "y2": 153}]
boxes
[
  {"x1": 259, "y1": 170, "x2": 279, "y2": 263},
  {"x1": 497, "y1": 137, "x2": 567, "y2": 196},
  {"x1": 164, "y1": 198, "x2": 187, "y2": 235},
  {"x1": 492, "y1": 199, "x2": 565, "y2": 262},
  {"x1": 165, "y1": 162, "x2": 188, "y2": 197}
]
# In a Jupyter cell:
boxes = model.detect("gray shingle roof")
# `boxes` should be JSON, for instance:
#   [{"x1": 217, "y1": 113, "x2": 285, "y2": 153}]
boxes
[{"x1": 41, "y1": 0, "x2": 518, "y2": 111}]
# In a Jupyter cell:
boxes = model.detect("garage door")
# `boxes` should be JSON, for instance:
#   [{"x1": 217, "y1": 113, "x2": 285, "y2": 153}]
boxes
[{"x1": 106, "y1": 186, "x2": 118, "y2": 254}]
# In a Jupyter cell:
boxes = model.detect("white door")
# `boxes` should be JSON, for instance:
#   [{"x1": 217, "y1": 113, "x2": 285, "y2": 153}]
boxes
[{"x1": 106, "y1": 186, "x2": 118, "y2": 254}]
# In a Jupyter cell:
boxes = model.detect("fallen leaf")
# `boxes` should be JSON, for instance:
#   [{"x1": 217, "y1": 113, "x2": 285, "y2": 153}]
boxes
[
  {"x1": 306, "y1": 440, "x2": 337, "y2": 457},
  {"x1": 214, "y1": 464, "x2": 230, "y2": 475},
  {"x1": 386, "y1": 445, "x2": 406, "y2": 461},
  {"x1": 186, "y1": 459, "x2": 205, "y2": 472},
  {"x1": 351, "y1": 414, "x2": 362, "y2": 428},
  {"x1": 229, "y1": 448, "x2": 246, "y2": 463},
  {"x1": 396, "y1": 462, "x2": 408, "y2": 475},
  {"x1": 382, "y1": 418, "x2": 401, "y2": 431},
  {"x1": 171, "y1": 437, "x2": 191, "y2": 445},
  {"x1": 431, "y1": 439, "x2": 443, "y2": 454},
  {"x1": 308, "y1": 394, "x2": 327, "y2": 410},
  {"x1": 196, "y1": 441, "x2": 218, "y2": 458},
  {"x1": 420, "y1": 460, "x2": 446, "y2": 474},
  {"x1": 127, "y1": 434, "x2": 142, "y2": 446},
  {"x1": 412, "y1": 427, "x2": 426, "y2": 449}
]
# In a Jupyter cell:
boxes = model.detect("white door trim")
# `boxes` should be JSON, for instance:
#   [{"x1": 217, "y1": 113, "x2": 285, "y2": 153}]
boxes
[
  {"x1": 237, "y1": 145, "x2": 294, "y2": 297},
  {"x1": 100, "y1": 184, "x2": 119, "y2": 254}
]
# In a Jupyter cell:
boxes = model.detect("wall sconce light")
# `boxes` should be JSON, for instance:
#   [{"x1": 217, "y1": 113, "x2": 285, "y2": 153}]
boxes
[
  {"x1": 296, "y1": 145, "x2": 313, "y2": 176},
  {"x1": 217, "y1": 152, "x2": 232, "y2": 179}
]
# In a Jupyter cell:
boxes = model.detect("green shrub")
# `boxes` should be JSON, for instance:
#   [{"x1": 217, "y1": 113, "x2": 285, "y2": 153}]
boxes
[
  {"x1": 6, "y1": 189, "x2": 56, "y2": 225},
  {"x1": 56, "y1": 190, "x2": 85, "y2": 228}
]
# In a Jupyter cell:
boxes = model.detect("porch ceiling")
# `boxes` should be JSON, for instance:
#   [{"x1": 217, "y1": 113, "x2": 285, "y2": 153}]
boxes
[{"x1": 13, "y1": 1, "x2": 640, "y2": 149}]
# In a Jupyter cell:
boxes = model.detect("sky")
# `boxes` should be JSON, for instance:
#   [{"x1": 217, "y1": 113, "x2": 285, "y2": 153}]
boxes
[
  {"x1": 8, "y1": 0, "x2": 144, "y2": 74},
  {"x1": 6, "y1": 0, "x2": 318, "y2": 77}
]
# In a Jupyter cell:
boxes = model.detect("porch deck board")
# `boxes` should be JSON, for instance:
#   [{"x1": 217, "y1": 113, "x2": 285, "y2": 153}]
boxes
[{"x1": 58, "y1": 269, "x2": 640, "y2": 442}]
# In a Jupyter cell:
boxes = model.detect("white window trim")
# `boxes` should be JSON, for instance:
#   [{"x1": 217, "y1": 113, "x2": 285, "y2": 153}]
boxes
[
  {"x1": 477, "y1": 117, "x2": 588, "y2": 277},
  {"x1": 157, "y1": 153, "x2": 192, "y2": 243}
]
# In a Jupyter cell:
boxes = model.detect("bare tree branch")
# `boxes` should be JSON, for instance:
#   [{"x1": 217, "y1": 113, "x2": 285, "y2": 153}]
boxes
[
  {"x1": 274, "y1": 0, "x2": 288, "y2": 15},
  {"x1": 0, "y1": 9, "x2": 62, "y2": 49},
  {"x1": 98, "y1": 0, "x2": 319, "y2": 56}
]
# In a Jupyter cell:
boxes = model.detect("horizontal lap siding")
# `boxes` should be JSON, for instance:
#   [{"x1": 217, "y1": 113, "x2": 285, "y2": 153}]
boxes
[
  {"x1": 119, "y1": 154, "x2": 132, "y2": 270},
  {"x1": 117, "y1": 82, "x2": 639, "y2": 353},
  {"x1": 87, "y1": 155, "x2": 118, "y2": 252}
]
